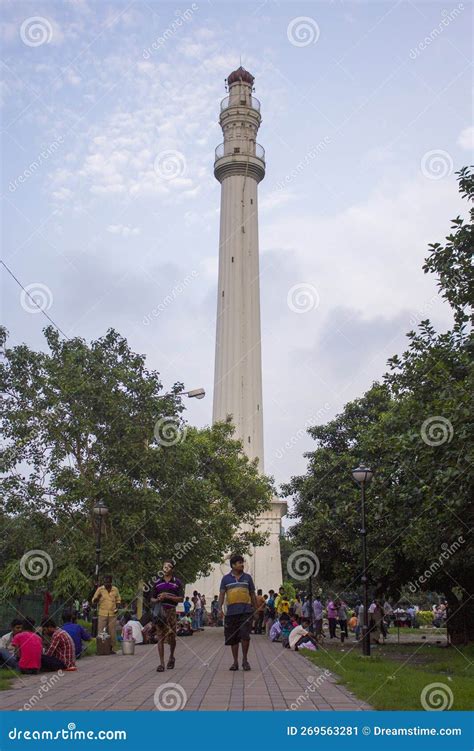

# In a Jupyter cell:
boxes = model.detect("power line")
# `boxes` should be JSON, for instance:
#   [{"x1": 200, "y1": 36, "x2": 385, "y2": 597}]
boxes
[{"x1": 1, "y1": 260, "x2": 70, "y2": 339}]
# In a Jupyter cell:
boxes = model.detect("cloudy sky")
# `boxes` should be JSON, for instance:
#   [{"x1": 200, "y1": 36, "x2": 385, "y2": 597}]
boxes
[{"x1": 1, "y1": 0, "x2": 472, "y2": 513}]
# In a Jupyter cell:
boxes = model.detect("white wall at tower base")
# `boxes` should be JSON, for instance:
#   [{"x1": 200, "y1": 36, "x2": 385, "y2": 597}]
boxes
[{"x1": 185, "y1": 498, "x2": 286, "y2": 599}]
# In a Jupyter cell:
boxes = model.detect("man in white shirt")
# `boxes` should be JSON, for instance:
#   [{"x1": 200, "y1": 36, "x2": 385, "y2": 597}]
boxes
[
  {"x1": 288, "y1": 619, "x2": 319, "y2": 651},
  {"x1": 0, "y1": 618, "x2": 23, "y2": 669},
  {"x1": 121, "y1": 615, "x2": 143, "y2": 644}
]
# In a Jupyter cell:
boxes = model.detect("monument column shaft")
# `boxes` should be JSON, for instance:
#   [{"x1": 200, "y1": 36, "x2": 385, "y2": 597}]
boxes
[
  {"x1": 186, "y1": 68, "x2": 285, "y2": 598},
  {"x1": 213, "y1": 174, "x2": 264, "y2": 468}
]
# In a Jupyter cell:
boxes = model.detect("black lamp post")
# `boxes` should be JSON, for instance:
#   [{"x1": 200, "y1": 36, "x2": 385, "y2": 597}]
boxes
[
  {"x1": 352, "y1": 464, "x2": 374, "y2": 656},
  {"x1": 91, "y1": 500, "x2": 108, "y2": 637}
]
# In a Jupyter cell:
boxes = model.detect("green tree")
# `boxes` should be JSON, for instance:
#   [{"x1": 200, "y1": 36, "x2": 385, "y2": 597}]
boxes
[
  {"x1": 284, "y1": 167, "x2": 473, "y2": 644},
  {"x1": 0, "y1": 327, "x2": 273, "y2": 602}
]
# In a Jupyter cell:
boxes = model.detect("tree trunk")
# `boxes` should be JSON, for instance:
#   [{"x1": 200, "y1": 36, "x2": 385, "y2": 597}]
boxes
[{"x1": 446, "y1": 590, "x2": 473, "y2": 645}]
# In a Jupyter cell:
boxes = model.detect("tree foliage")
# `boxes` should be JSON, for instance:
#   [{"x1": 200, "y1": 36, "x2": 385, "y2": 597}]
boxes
[
  {"x1": 284, "y1": 167, "x2": 473, "y2": 643},
  {"x1": 0, "y1": 327, "x2": 273, "y2": 601}
]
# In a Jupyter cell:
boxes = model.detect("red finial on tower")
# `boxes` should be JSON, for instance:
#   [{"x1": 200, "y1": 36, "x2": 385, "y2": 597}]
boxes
[{"x1": 226, "y1": 66, "x2": 254, "y2": 86}]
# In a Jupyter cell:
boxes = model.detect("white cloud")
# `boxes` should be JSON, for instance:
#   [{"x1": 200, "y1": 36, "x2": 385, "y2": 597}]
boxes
[
  {"x1": 52, "y1": 187, "x2": 73, "y2": 201},
  {"x1": 106, "y1": 224, "x2": 140, "y2": 237},
  {"x1": 457, "y1": 126, "x2": 474, "y2": 151}
]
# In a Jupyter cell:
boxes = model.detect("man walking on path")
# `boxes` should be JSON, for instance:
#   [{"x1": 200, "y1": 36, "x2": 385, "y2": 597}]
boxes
[
  {"x1": 218, "y1": 554, "x2": 257, "y2": 671},
  {"x1": 151, "y1": 560, "x2": 184, "y2": 672},
  {"x1": 92, "y1": 574, "x2": 121, "y2": 653}
]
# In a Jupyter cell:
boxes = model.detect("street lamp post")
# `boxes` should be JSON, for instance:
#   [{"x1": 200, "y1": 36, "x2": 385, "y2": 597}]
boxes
[
  {"x1": 91, "y1": 500, "x2": 108, "y2": 637},
  {"x1": 352, "y1": 464, "x2": 374, "y2": 657},
  {"x1": 161, "y1": 387, "x2": 206, "y2": 400}
]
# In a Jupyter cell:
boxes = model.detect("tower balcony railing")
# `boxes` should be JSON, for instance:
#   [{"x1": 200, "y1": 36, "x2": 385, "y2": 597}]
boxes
[
  {"x1": 215, "y1": 142, "x2": 265, "y2": 162},
  {"x1": 220, "y1": 95, "x2": 261, "y2": 113}
]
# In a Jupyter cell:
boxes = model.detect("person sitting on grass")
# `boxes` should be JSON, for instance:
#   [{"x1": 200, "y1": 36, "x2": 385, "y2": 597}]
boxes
[
  {"x1": 61, "y1": 610, "x2": 91, "y2": 659},
  {"x1": 41, "y1": 619, "x2": 76, "y2": 672},
  {"x1": 0, "y1": 618, "x2": 23, "y2": 670},
  {"x1": 269, "y1": 618, "x2": 282, "y2": 642},
  {"x1": 288, "y1": 618, "x2": 319, "y2": 651},
  {"x1": 11, "y1": 618, "x2": 42, "y2": 675}
]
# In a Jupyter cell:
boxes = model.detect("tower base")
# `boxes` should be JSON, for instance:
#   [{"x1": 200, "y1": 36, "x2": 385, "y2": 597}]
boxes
[{"x1": 186, "y1": 498, "x2": 287, "y2": 599}]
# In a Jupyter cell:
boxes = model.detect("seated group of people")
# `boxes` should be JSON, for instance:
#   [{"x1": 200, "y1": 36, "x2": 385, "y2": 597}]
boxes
[
  {"x1": 0, "y1": 610, "x2": 91, "y2": 674},
  {"x1": 269, "y1": 615, "x2": 319, "y2": 651}
]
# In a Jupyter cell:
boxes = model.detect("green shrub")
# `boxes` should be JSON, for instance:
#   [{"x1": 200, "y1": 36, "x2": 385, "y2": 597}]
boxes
[{"x1": 417, "y1": 610, "x2": 434, "y2": 626}]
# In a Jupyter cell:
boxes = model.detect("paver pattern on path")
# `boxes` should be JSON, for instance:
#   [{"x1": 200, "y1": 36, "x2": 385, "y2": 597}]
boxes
[{"x1": 0, "y1": 629, "x2": 371, "y2": 711}]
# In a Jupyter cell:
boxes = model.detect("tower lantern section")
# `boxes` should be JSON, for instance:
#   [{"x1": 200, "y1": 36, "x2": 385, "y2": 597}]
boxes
[{"x1": 214, "y1": 66, "x2": 265, "y2": 184}]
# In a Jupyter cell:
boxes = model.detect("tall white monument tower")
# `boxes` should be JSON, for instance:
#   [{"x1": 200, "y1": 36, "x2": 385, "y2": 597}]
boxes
[{"x1": 191, "y1": 68, "x2": 286, "y2": 598}]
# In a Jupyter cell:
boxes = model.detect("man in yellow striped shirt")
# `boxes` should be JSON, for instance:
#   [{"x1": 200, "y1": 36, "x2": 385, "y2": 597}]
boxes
[{"x1": 92, "y1": 575, "x2": 121, "y2": 653}]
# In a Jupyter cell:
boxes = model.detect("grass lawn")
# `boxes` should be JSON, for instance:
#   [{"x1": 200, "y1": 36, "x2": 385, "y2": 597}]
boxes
[
  {"x1": 0, "y1": 670, "x2": 16, "y2": 691},
  {"x1": 391, "y1": 627, "x2": 447, "y2": 637},
  {"x1": 302, "y1": 641, "x2": 473, "y2": 710}
]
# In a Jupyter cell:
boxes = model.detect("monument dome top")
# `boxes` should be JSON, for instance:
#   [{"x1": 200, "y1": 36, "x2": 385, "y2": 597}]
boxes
[{"x1": 227, "y1": 66, "x2": 254, "y2": 86}]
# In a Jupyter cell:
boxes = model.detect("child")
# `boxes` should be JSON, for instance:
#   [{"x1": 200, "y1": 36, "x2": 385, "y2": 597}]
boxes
[{"x1": 11, "y1": 618, "x2": 42, "y2": 674}]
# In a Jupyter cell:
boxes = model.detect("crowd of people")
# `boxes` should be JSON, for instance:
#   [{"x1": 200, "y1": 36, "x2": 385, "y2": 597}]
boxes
[
  {"x1": 0, "y1": 610, "x2": 89, "y2": 674},
  {"x1": 0, "y1": 555, "x2": 448, "y2": 677}
]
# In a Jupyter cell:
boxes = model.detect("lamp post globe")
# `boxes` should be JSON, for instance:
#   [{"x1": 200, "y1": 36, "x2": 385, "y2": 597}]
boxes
[
  {"x1": 93, "y1": 500, "x2": 109, "y2": 517},
  {"x1": 352, "y1": 465, "x2": 374, "y2": 485}
]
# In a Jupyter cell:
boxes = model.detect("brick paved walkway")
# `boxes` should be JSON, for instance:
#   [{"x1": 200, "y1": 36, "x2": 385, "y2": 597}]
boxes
[{"x1": 0, "y1": 629, "x2": 371, "y2": 711}]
